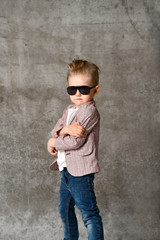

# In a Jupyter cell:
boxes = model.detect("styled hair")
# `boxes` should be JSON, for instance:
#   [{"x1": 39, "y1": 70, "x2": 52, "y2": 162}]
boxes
[{"x1": 67, "y1": 59, "x2": 100, "y2": 85}]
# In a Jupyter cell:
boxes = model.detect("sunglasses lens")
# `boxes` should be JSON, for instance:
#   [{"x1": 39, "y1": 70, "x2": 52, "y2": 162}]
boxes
[
  {"x1": 79, "y1": 86, "x2": 90, "y2": 95},
  {"x1": 67, "y1": 87, "x2": 76, "y2": 95}
]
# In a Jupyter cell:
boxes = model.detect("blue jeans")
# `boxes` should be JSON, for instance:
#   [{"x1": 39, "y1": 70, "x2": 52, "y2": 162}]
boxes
[{"x1": 58, "y1": 168, "x2": 104, "y2": 240}]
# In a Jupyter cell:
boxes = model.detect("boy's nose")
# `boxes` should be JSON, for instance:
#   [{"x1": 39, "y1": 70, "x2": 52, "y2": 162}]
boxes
[{"x1": 75, "y1": 89, "x2": 81, "y2": 95}]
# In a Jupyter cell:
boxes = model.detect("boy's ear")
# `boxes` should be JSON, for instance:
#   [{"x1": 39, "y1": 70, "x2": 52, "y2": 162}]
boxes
[{"x1": 94, "y1": 85, "x2": 100, "y2": 95}]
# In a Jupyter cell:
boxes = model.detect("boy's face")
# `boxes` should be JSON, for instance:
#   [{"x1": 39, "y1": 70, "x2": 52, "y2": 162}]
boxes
[{"x1": 68, "y1": 73, "x2": 99, "y2": 108}]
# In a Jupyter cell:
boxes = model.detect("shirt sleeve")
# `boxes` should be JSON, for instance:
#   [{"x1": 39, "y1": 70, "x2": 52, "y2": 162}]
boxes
[{"x1": 54, "y1": 109, "x2": 100, "y2": 151}]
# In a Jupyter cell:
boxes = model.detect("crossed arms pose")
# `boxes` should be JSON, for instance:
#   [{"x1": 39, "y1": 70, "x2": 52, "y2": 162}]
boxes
[{"x1": 47, "y1": 121, "x2": 85, "y2": 156}]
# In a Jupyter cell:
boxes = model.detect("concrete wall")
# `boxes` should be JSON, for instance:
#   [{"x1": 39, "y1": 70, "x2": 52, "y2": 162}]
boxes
[{"x1": 0, "y1": 0, "x2": 160, "y2": 239}]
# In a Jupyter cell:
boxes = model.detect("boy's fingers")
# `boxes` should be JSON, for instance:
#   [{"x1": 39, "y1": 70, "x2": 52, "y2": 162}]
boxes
[
  {"x1": 75, "y1": 122, "x2": 85, "y2": 130},
  {"x1": 77, "y1": 125, "x2": 85, "y2": 130},
  {"x1": 49, "y1": 146, "x2": 57, "y2": 155},
  {"x1": 77, "y1": 130, "x2": 85, "y2": 137},
  {"x1": 76, "y1": 128, "x2": 84, "y2": 134},
  {"x1": 52, "y1": 152, "x2": 58, "y2": 156}
]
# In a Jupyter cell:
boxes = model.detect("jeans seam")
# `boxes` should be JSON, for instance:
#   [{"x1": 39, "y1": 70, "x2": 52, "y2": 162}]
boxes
[
  {"x1": 66, "y1": 190, "x2": 72, "y2": 239},
  {"x1": 88, "y1": 175, "x2": 102, "y2": 240}
]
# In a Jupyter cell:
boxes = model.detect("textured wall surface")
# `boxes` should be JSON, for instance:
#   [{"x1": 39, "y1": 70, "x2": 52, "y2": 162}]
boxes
[{"x1": 0, "y1": 0, "x2": 160, "y2": 239}]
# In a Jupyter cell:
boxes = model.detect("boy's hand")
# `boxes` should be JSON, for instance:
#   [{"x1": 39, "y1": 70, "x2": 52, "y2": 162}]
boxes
[
  {"x1": 59, "y1": 122, "x2": 85, "y2": 138},
  {"x1": 47, "y1": 138, "x2": 58, "y2": 156}
]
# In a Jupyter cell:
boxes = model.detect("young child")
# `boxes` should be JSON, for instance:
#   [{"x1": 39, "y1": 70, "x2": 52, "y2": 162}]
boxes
[{"x1": 47, "y1": 59, "x2": 104, "y2": 240}]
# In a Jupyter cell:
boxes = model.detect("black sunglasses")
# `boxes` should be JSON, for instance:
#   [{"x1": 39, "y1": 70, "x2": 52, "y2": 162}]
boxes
[{"x1": 67, "y1": 85, "x2": 97, "y2": 95}]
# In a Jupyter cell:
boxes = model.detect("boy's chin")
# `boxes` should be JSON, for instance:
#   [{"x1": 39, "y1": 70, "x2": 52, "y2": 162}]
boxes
[{"x1": 74, "y1": 101, "x2": 93, "y2": 108}]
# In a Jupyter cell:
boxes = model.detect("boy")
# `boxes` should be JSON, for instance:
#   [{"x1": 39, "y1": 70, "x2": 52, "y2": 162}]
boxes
[{"x1": 47, "y1": 59, "x2": 104, "y2": 240}]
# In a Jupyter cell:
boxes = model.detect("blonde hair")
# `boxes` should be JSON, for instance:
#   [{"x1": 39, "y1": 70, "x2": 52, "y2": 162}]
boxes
[{"x1": 67, "y1": 59, "x2": 100, "y2": 85}]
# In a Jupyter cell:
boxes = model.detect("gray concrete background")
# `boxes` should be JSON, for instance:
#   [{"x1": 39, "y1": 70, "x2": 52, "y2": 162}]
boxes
[{"x1": 0, "y1": 0, "x2": 160, "y2": 239}]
